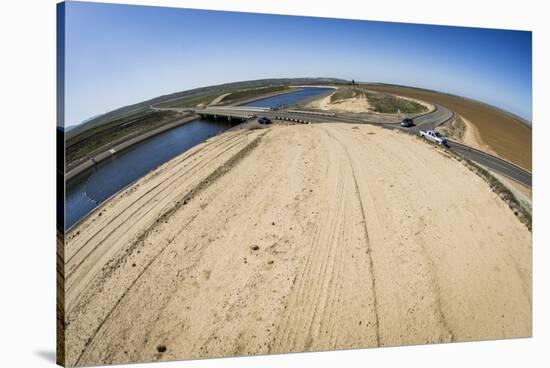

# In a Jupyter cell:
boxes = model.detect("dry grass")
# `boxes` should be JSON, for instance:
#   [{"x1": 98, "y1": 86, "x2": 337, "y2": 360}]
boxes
[
  {"x1": 436, "y1": 116, "x2": 466, "y2": 141},
  {"x1": 330, "y1": 87, "x2": 427, "y2": 114}
]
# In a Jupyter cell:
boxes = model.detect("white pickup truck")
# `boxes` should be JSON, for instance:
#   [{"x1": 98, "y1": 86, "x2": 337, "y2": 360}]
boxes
[{"x1": 419, "y1": 129, "x2": 448, "y2": 146}]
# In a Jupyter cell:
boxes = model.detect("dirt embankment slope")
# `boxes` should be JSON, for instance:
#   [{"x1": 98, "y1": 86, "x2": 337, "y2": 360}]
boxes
[
  {"x1": 362, "y1": 84, "x2": 532, "y2": 171},
  {"x1": 307, "y1": 91, "x2": 371, "y2": 112},
  {"x1": 64, "y1": 124, "x2": 531, "y2": 366},
  {"x1": 436, "y1": 115, "x2": 496, "y2": 155}
]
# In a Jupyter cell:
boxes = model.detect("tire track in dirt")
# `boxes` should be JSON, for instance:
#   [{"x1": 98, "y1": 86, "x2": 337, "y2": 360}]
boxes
[
  {"x1": 341, "y1": 126, "x2": 454, "y2": 345},
  {"x1": 270, "y1": 125, "x2": 379, "y2": 353},
  {"x1": 75, "y1": 213, "x2": 199, "y2": 366},
  {"x1": 267, "y1": 130, "x2": 333, "y2": 352},
  {"x1": 270, "y1": 145, "x2": 343, "y2": 352},
  {"x1": 338, "y1": 125, "x2": 462, "y2": 344},
  {"x1": 66, "y1": 132, "x2": 255, "y2": 310},
  {"x1": 302, "y1": 162, "x2": 347, "y2": 350},
  {"x1": 66, "y1": 131, "x2": 245, "y2": 270},
  {"x1": 73, "y1": 126, "x2": 316, "y2": 364},
  {"x1": 66, "y1": 130, "x2": 243, "y2": 250},
  {"x1": 67, "y1": 134, "x2": 245, "y2": 269},
  {"x1": 323, "y1": 126, "x2": 381, "y2": 346},
  {"x1": 69, "y1": 132, "x2": 267, "y2": 366}
]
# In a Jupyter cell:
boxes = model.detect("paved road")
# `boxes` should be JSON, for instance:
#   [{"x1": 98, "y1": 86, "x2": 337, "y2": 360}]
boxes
[
  {"x1": 405, "y1": 105, "x2": 454, "y2": 133},
  {"x1": 447, "y1": 141, "x2": 532, "y2": 188},
  {"x1": 191, "y1": 105, "x2": 531, "y2": 188}
]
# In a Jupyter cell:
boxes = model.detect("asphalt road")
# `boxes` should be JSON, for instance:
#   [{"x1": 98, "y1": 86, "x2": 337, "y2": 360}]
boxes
[
  {"x1": 447, "y1": 140, "x2": 532, "y2": 188},
  {"x1": 405, "y1": 104, "x2": 454, "y2": 133}
]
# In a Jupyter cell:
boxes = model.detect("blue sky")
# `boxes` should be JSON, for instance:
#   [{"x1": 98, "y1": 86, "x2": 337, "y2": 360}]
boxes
[{"x1": 62, "y1": 1, "x2": 532, "y2": 125}]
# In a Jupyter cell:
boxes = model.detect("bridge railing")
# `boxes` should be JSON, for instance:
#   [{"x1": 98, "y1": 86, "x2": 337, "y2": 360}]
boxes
[
  {"x1": 195, "y1": 109, "x2": 256, "y2": 120},
  {"x1": 273, "y1": 115, "x2": 311, "y2": 124}
]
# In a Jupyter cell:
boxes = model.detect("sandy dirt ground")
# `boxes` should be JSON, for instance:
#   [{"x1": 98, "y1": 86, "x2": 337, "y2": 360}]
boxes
[
  {"x1": 307, "y1": 92, "x2": 372, "y2": 113},
  {"x1": 208, "y1": 93, "x2": 231, "y2": 106},
  {"x1": 63, "y1": 123, "x2": 531, "y2": 366},
  {"x1": 361, "y1": 84, "x2": 532, "y2": 171}
]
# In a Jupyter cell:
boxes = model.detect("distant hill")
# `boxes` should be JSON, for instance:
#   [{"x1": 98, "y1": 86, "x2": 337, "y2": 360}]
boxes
[{"x1": 66, "y1": 77, "x2": 349, "y2": 140}]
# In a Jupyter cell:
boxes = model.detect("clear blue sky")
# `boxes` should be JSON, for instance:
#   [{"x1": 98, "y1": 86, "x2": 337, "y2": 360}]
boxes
[{"x1": 62, "y1": 1, "x2": 532, "y2": 125}]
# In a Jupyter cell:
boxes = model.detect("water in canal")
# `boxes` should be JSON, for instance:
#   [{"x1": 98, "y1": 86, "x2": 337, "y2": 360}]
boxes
[
  {"x1": 242, "y1": 87, "x2": 333, "y2": 109},
  {"x1": 65, "y1": 87, "x2": 332, "y2": 229},
  {"x1": 65, "y1": 119, "x2": 228, "y2": 229}
]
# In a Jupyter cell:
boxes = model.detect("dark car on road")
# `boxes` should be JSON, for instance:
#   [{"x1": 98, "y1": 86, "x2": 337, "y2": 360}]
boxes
[
  {"x1": 400, "y1": 118, "x2": 415, "y2": 127},
  {"x1": 258, "y1": 117, "x2": 272, "y2": 125}
]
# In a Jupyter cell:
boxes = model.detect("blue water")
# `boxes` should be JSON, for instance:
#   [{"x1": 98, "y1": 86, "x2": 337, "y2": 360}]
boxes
[
  {"x1": 242, "y1": 87, "x2": 334, "y2": 109},
  {"x1": 65, "y1": 86, "x2": 334, "y2": 229},
  {"x1": 65, "y1": 119, "x2": 229, "y2": 229}
]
